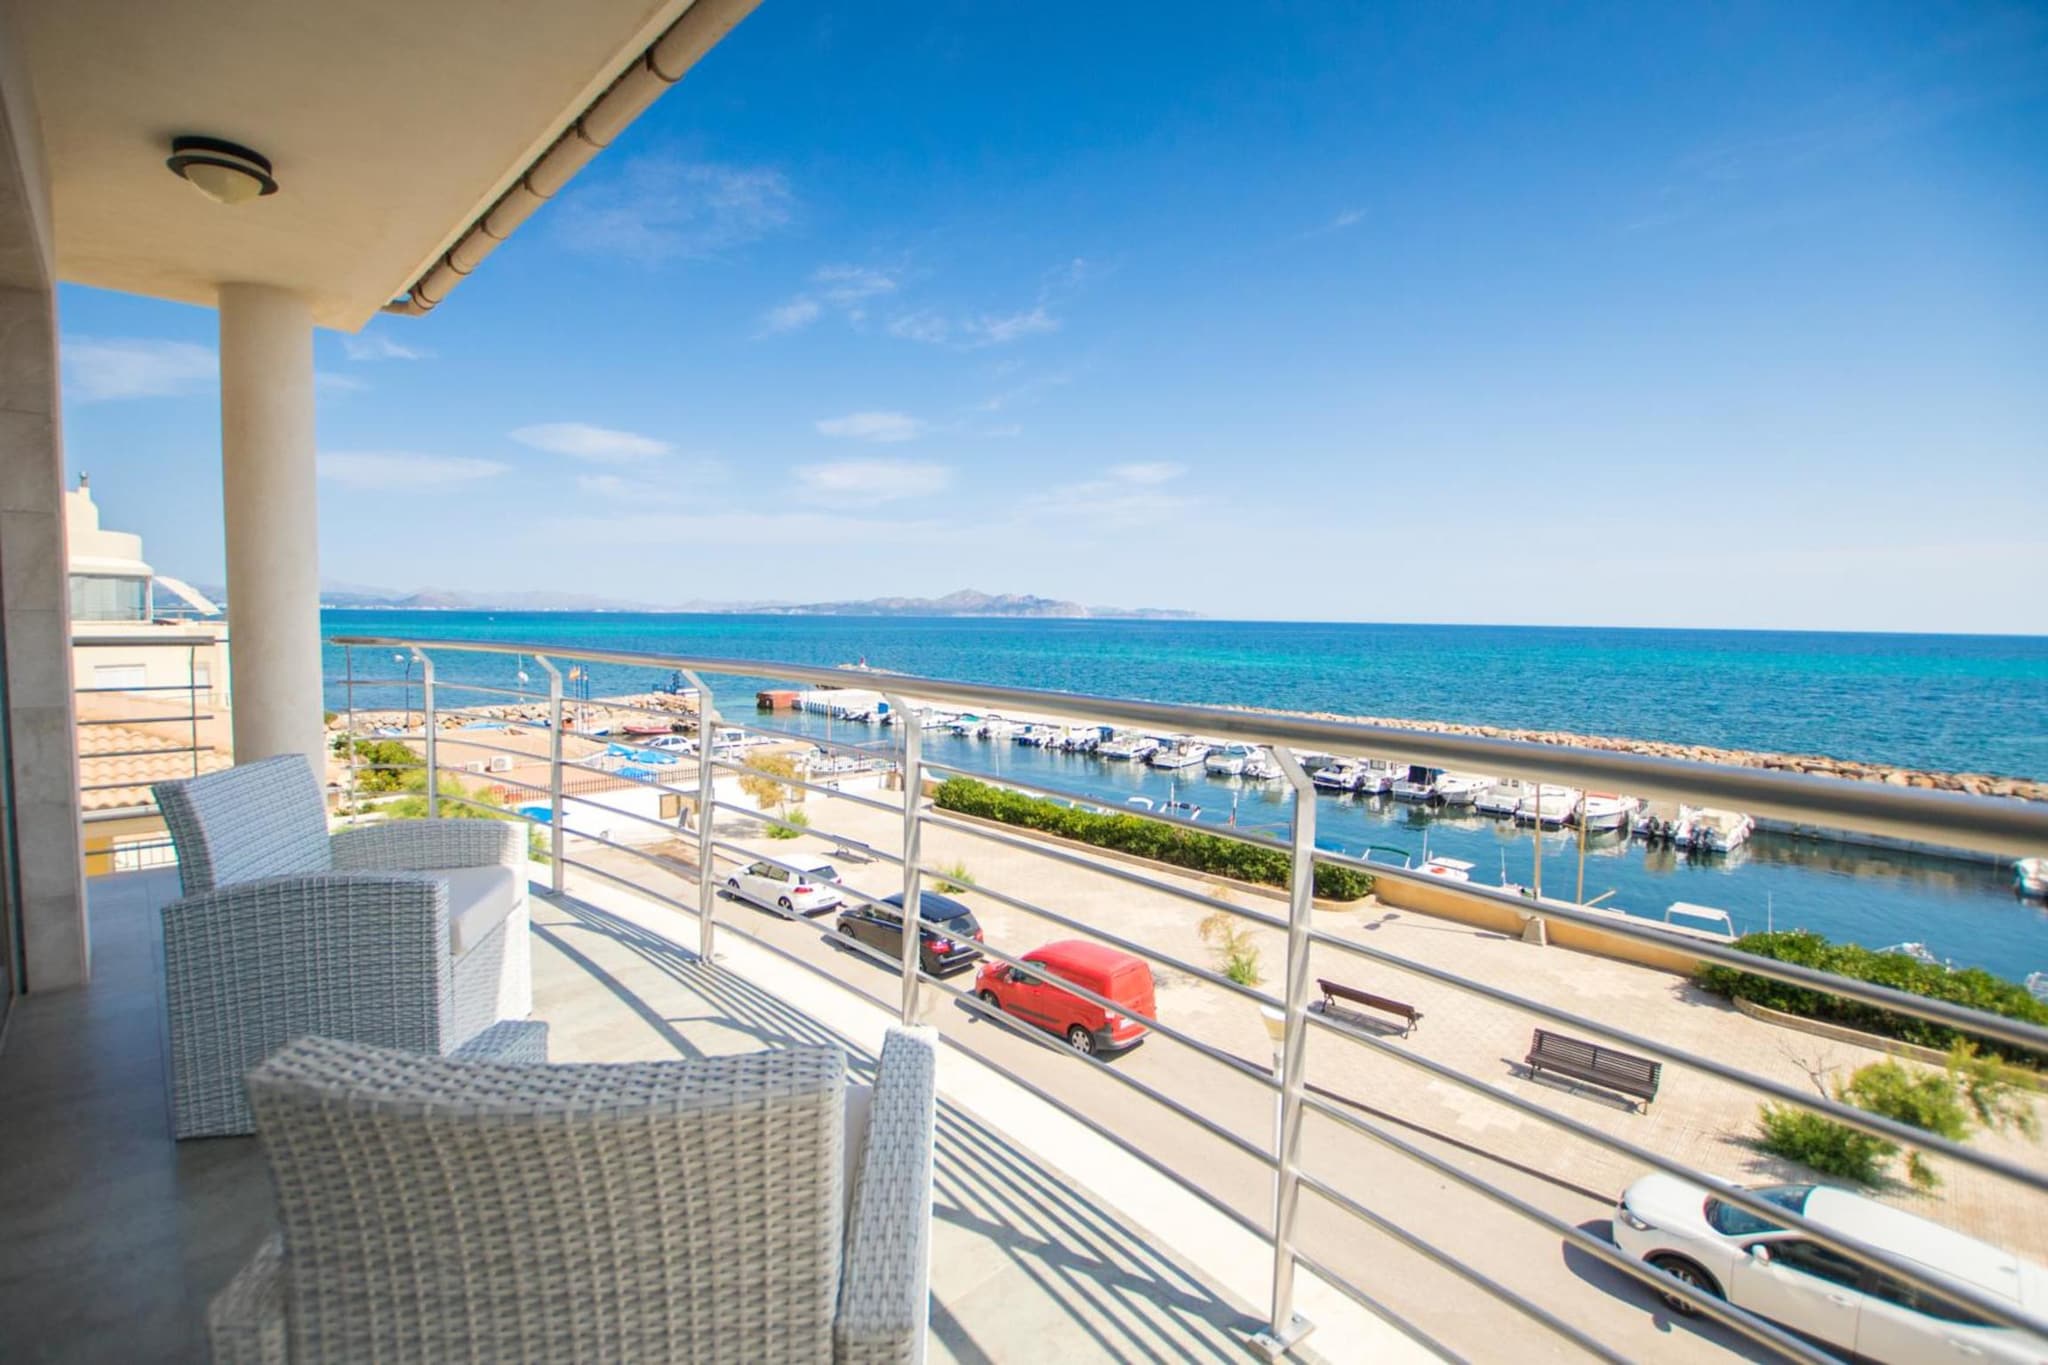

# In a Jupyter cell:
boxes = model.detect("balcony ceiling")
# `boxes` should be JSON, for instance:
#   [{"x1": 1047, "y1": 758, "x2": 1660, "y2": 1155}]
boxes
[{"x1": 16, "y1": 0, "x2": 696, "y2": 330}]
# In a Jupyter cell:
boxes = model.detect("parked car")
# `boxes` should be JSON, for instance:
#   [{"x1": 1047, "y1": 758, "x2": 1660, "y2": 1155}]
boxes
[
  {"x1": 1613, "y1": 1173, "x2": 2048, "y2": 1363},
  {"x1": 836, "y1": 891, "x2": 983, "y2": 974},
  {"x1": 725, "y1": 858, "x2": 844, "y2": 915},
  {"x1": 974, "y1": 939, "x2": 1155, "y2": 1056}
]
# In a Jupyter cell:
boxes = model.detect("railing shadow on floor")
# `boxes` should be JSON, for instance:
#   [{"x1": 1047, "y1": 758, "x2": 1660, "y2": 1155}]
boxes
[{"x1": 532, "y1": 890, "x2": 1275, "y2": 1362}]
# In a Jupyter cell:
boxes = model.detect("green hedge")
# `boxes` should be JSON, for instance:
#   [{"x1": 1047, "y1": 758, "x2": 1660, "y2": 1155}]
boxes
[
  {"x1": 932, "y1": 777, "x2": 1373, "y2": 902},
  {"x1": 1697, "y1": 930, "x2": 2048, "y2": 1067}
]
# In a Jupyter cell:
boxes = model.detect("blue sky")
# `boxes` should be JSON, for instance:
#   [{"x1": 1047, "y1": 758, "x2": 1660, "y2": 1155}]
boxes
[{"x1": 57, "y1": 1, "x2": 2048, "y2": 631}]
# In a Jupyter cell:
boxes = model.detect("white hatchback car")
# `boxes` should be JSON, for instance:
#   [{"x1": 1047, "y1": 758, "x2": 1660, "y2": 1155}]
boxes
[
  {"x1": 725, "y1": 859, "x2": 844, "y2": 915},
  {"x1": 1614, "y1": 1174, "x2": 2048, "y2": 1363}
]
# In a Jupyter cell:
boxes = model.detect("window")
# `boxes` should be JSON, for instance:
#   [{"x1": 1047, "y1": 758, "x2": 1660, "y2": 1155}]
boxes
[
  {"x1": 1706, "y1": 1185, "x2": 1813, "y2": 1238},
  {"x1": 1866, "y1": 1273, "x2": 1999, "y2": 1326},
  {"x1": 92, "y1": 664, "x2": 148, "y2": 690},
  {"x1": 69, "y1": 574, "x2": 148, "y2": 622},
  {"x1": 1767, "y1": 1240, "x2": 1864, "y2": 1291}
]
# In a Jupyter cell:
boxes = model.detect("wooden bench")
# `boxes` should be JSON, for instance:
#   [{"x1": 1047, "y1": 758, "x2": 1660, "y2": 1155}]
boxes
[
  {"x1": 829, "y1": 838, "x2": 877, "y2": 865},
  {"x1": 1525, "y1": 1028, "x2": 1661, "y2": 1112},
  {"x1": 1316, "y1": 978, "x2": 1423, "y2": 1036}
]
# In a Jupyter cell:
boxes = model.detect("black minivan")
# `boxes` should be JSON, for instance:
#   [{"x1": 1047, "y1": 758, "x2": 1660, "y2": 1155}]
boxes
[{"x1": 835, "y1": 891, "x2": 985, "y2": 975}]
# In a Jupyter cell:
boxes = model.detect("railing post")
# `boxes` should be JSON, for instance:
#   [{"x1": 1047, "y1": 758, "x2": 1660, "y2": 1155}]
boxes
[
  {"x1": 886, "y1": 693, "x2": 923, "y2": 1023},
  {"x1": 413, "y1": 648, "x2": 437, "y2": 817},
  {"x1": 680, "y1": 669, "x2": 718, "y2": 962},
  {"x1": 342, "y1": 645, "x2": 358, "y2": 822},
  {"x1": 533, "y1": 655, "x2": 564, "y2": 895},
  {"x1": 1255, "y1": 744, "x2": 1318, "y2": 1357},
  {"x1": 186, "y1": 642, "x2": 201, "y2": 779}
]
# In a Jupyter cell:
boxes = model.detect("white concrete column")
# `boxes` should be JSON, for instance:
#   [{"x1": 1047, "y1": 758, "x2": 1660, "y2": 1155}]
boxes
[{"x1": 218, "y1": 284, "x2": 324, "y2": 775}]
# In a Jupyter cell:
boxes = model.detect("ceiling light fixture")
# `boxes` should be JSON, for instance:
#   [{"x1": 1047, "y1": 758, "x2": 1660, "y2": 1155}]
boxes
[{"x1": 165, "y1": 136, "x2": 277, "y2": 205}]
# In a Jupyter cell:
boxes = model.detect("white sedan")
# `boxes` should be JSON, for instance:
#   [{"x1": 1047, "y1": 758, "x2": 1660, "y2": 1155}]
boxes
[
  {"x1": 724, "y1": 859, "x2": 844, "y2": 915},
  {"x1": 1613, "y1": 1173, "x2": 2048, "y2": 1363}
]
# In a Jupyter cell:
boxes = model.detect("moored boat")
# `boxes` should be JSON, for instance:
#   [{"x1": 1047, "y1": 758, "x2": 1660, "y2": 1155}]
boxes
[
  {"x1": 1100, "y1": 732, "x2": 1160, "y2": 762},
  {"x1": 1434, "y1": 772, "x2": 1494, "y2": 807},
  {"x1": 1312, "y1": 758, "x2": 1366, "y2": 792},
  {"x1": 1357, "y1": 758, "x2": 1405, "y2": 795},
  {"x1": 1671, "y1": 804, "x2": 1754, "y2": 853},
  {"x1": 1204, "y1": 742, "x2": 1258, "y2": 777},
  {"x1": 1419, "y1": 856, "x2": 1476, "y2": 883},
  {"x1": 1513, "y1": 785, "x2": 1582, "y2": 826},
  {"x1": 2017, "y1": 857, "x2": 2048, "y2": 899},
  {"x1": 1574, "y1": 792, "x2": 1639, "y2": 833},
  {"x1": 1475, "y1": 776, "x2": 1532, "y2": 817},
  {"x1": 1392, "y1": 765, "x2": 1445, "y2": 802},
  {"x1": 1149, "y1": 738, "x2": 1210, "y2": 770}
]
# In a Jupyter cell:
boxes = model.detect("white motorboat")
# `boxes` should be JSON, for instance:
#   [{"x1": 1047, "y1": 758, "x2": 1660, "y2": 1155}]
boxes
[
  {"x1": 1059, "y1": 727, "x2": 1105, "y2": 753},
  {"x1": 1205, "y1": 742, "x2": 1257, "y2": 777},
  {"x1": 1574, "y1": 792, "x2": 1639, "y2": 833},
  {"x1": 1513, "y1": 785, "x2": 1582, "y2": 826},
  {"x1": 1100, "y1": 732, "x2": 1160, "y2": 761},
  {"x1": 2016, "y1": 857, "x2": 2048, "y2": 899},
  {"x1": 1418, "y1": 856, "x2": 1476, "y2": 883},
  {"x1": 1475, "y1": 776, "x2": 1532, "y2": 817},
  {"x1": 948, "y1": 714, "x2": 982, "y2": 737},
  {"x1": 1312, "y1": 758, "x2": 1366, "y2": 792},
  {"x1": 1671, "y1": 805, "x2": 1754, "y2": 853},
  {"x1": 1392, "y1": 765, "x2": 1445, "y2": 802},
  {"x1": 978, "y1": 717, "x2": 1018, "y2": 740},
  {"x1": 1013, "y1": 723, "x2": 1059, "y2": 747},
  {"x1": 1243, "y1": 751, "x2": 1284, "y2": 781},
  {"x1": 1434, "y1": 773, "x2": 1494, "y2": 807},
  {"x1": 1149, "y1": 738, "x2": 1210, "y2": 770},
  {"x1": 1357, "y1": 759, "x2": 1405, "y2": 795}
]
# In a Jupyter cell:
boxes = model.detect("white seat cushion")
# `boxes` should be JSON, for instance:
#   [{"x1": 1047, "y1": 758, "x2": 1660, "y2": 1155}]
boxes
[{"x1": 438, "y1": 864, "x2": 520, "y2": 957}]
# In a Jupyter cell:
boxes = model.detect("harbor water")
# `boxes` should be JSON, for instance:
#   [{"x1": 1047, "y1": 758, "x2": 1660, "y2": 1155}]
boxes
[{"x1": 322, "y1": 610, "x2": 2048, "y2": 981}]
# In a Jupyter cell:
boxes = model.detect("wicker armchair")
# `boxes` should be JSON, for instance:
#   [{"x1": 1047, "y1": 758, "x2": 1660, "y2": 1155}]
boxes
[
  {"x1": 153, "y1": 754, "x2": 533, "y2": 1139},
  {"x1": 211, "y1": 1027, "x2": 939, "y2": 1365}
]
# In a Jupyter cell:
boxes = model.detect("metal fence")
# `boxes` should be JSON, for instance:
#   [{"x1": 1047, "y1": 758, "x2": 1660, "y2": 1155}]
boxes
[
  {"x1": 74, "y1": 635, "x2": 218, "y2": 867},
  {"x1": 332, "y1": 634, "x2": 2048, "y2": 1362}
]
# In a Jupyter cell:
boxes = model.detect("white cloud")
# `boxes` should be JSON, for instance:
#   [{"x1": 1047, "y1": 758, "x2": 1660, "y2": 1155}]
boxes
[
  {"x1": 340, "y1": 332, "x2": 432, "y2": 361},
  {"x1": 316, "y1": 371, "x2": 368, "y2": 394},
  {"x1": 62, "y1": 337, "x2": 216, "y2": 402},
  {"x1": 793, "y1": 458, "x2": 952, "y2": 506},
  {"x1": 555, "y1": 157, "x2": 794, "y2": 262},
  {"x1": 511, "y1": 422, "x2": 672, "y2": 461},
  {"x1": 759, "y1": 297, "x2": 823, "y2": 334},
  {"x1": 1110, "y1": 461, "x2": 1186, "y2": 485},
  {"x1": 963, "y1": 305, "x2": 1058, "y2": 347},
  {"x1": 814, "y1": 411, "x2": 926, "y2": 444},
  {"x1": 887, "y1": 311, "x2": 951, "y2": 344},
  {"x1": 318, "y1": 452, "x2": 507, "y2": 490},
  {"x1": 812, "y1": 265, "x2": 897, "y2": 306}
]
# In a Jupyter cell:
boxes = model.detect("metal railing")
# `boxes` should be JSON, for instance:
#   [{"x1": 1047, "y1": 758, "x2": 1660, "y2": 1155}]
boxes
[
  {"x1": 74, "y1": 635, "x2": 221, "y2": 866},
  {"x1": 331, "y1": 635, "x2": 2048, "y2": 1362}
]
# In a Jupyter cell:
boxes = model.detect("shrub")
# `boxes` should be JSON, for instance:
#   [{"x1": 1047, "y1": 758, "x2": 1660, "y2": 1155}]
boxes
[
  {"x1": 1199, "y1": 907, "x2": 1263, "y2": 987},
  {"x1": 340, "y1": 738, "x2": 424, "y2": 793},
  {"x1": 380, "y1": 773, "x2": 548, "y2": 863},
  {"x1": 936, "y1": 860, "x2": 976, "y2": 894},
  {"x1": 765, "y1": 805, "x2": 810, "y2": 840},
  {"x1": 932, "y1": 777, "x2": 1373, "y2": 902},
  {"x1": 1757, "y1": 1104, "x2": 1898, "y2": 1186},
  {"x1": 1696, "y1": 930, "x2": 2048, "y2": 1067}
]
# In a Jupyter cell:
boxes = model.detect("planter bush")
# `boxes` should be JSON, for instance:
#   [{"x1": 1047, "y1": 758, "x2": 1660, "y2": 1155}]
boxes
[
  {"x1": 932, "y1": 777, "x2": 1373, "y2": 902},
  {"x1": 1698, "y1": 930, "x2": 2048, "y2": 1067}
]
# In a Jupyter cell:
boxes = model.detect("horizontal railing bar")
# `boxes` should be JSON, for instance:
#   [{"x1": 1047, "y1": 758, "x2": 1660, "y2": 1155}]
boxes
[
  {"x1": 1332, "y1": 859, "x2": 2048, "y2": 1055},
  {"x1": 79, "y1": 745, "x2": 205, "y2": 761},
  {"x1": 75, "y1": 714, "x2": 214, "y2": 727},
  {"x1": 1291, "y1": 1173, "x2": 1632, "y2": 1364},
  {"x1": 81, "y1": 805, "x2": 158, "y2": 822},
  {"x1": 72, "y1": 683, "x2": 206, "y2": 695},
  {"x1": 707, "y1": 755, "x2": 902, "y2": 816},
  {"x1": 1305, "y1": 927, "x2": 2048, "y2": 1193},
  {"x1": 405, "y1": 679, "x2": 554, "y2": 704},
  {"x1": 572, "y1": 871, "x2": 1284, "y2": 1245},
  {"x1": 921, "y1": 810, "x2": 1298, "y2": 932},
  {"x1": 922, "y1": 969, "x2": 1279, "y2": 1166},
  {"x1": 329, "y1": 635, "x2": 2048, "y2": 856},
  {"x1": 933, "y1": 907, "x2": 1282, "y2": 1089},
  {"x1": 921, "y1": 755, "x2": 1287, "y2": 846},
  {"x1": 1296, "y1": 1092, "x2": 1841, "y2": 1362},
  {"x1": 79, "y1": 779, "x2": 179, "y2": 793},
  {"x1": 1302, "y1": 1007, "x2": 2048, "y2": 1336},
  {"x1": 904, "y1": 850, "x2": 1284, "y2": 1014}
]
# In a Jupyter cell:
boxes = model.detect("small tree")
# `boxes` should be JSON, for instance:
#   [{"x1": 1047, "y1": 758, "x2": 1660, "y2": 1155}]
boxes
[
  {"x1": 765, "y1": 805, "x2": 809, "y2": 841},
  {"x1": 738, "y1": 752, "x2": 802, "y2": 810},
  {"x1": 338, "y1": 738, "x2": 423, "y2": 793},
  {"x1": 1198, "y1": 900, "x2": 1263, "y2": 988},
  {"x1": 381, "y1": 773, "x2": 548, "y2": 864}
]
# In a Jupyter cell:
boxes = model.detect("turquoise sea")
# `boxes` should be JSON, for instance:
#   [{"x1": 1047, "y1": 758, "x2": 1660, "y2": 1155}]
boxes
[{"x1": 321, "y1": 612, "x2": 2048, "y2": 979}]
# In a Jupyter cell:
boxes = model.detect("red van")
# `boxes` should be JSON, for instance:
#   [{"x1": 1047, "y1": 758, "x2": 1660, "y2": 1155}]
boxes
[{"x1": 974, "y1": 940, "x2": 1155, "y2": 1055}]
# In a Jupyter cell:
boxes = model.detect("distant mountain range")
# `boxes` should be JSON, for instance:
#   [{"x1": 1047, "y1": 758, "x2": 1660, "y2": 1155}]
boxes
[{"x1": 226, "y1": 582, "x2": 1198, "y2": 620}]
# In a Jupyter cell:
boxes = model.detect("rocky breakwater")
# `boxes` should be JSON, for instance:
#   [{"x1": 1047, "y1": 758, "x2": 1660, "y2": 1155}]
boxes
[{"x1": 1228, "y1": 706, "x2": 2048, "y2": 805}]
